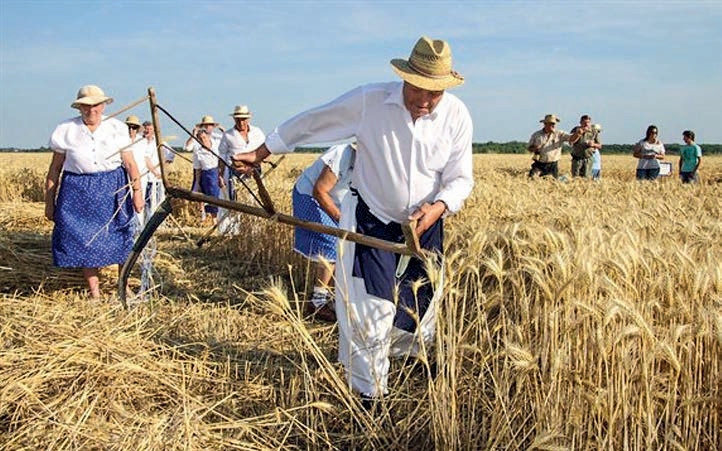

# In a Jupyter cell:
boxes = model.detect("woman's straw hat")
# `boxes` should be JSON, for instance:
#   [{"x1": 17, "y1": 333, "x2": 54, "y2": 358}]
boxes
[
  {"x1": 540, "y1": 114, "x2": 561, "y2": 124},
  {"x1": 125, "y1": 115, "x2": 142, "y2": 127},
  {"x1": 230, "y1": 105, "x2": 252, "y2": 118},
  {"x1": 390, "y1": 36, "x2": 464, "y2": 91},
  {"x1": 71, "y1": 85, "x2": 113, "y2": 109},
  {"x1": 196, "y1": 115, "x2": 218, "y2": 126}
]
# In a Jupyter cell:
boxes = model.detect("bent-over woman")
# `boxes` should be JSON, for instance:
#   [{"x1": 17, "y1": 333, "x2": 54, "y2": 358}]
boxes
[{"x1": 292, "y1": 143, "x2": 355, "y2": 322}]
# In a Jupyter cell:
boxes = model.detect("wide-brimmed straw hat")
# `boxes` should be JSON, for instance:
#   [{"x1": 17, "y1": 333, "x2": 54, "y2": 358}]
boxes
[
  {"x1": 230, "y1": 105, "x2": 252, "y2": 118},
  {"x1": 390, "y1": 36, "x2": 464, "y2": 91},
  {"x1": 196, "y1": 115, "x2": 218, "y2": 126},
  {"x1": 71, "y1": 85, "x2": 113, "y2": 109},
  {"x1": 540, "y1": 114, "x2": 561, "y2": 124},
  {"x1": 125, "y1": 115, "x2": 141, "y2": 127}
]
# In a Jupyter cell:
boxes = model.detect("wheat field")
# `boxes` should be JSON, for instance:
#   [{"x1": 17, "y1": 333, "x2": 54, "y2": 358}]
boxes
[{"x1": 1, "y1": 152, "x2": 720, "y2": 450}]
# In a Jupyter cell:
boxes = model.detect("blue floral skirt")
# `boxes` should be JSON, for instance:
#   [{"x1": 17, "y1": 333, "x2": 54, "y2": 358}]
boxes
[
  {"x1": 52, "y1": 167, "x2": 135, "y2": 268},
  {"x1": 292, "y1": 187, "x2": 338, "y2": 262}
]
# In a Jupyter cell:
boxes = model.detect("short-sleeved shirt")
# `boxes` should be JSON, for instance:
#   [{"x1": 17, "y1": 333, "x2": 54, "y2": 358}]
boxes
[
  {"x1": 188, "y1": 136, "x2": 221, "y2": 170},
  {"x1": 219, "y1": 125, "x2": 265, "y2": 162},
  {"x1": 679, "y1": 143, "x2": 702, "y2": 173},
  {"x1": 528, "y1": 129, "x2": 573, "y2": 163},
  {"x1": 591, "y1": 149, "x2": 601, "y2": 170},
  {"x1": 635, "y1": 139, "x2": 665, "y2": 170},
  {"x1": 570, "y1": 126, "x2": 601, "y2": 159},
  {"x1": 49, "y1": 116, "x2": 131, "y2": 173},
  {"x1": 142, "y1": 137, "x2": 160, "y2": 182},
  {"x1": 294, "y1": 144, "x2": 355, "y2": 208}
]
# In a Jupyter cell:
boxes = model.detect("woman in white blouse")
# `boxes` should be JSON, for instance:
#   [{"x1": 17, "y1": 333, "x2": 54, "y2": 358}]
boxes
[
  {"x1": 44, "y1": 85, "x2": 144, "y2": 300},
  {"x1": 633, "y1": 124, "x2": 666, "y2": 180}
]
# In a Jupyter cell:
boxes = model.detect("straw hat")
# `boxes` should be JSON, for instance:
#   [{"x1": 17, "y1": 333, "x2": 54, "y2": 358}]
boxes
[
  {"x1": 125, "y1": 115, "x2": 141, "y2": 127},
  {"x1": 230, "y1": 105, "x2": 252, "y2": 118},
  {"x1": 390, "y1": 36, "x2": 464, "y2": 91},
  {"x1": 540, "y1": 114, "x2": 561, "y2": 124},
  {"x1": 71, "y1": 85, "x2": 113, "y2": 109},
  {"x1": 592, "y1": 123, "x2": 602, "y2": 132},
  {"x1": 196, "y1": 115, "x2": 218, "y2": 126}
]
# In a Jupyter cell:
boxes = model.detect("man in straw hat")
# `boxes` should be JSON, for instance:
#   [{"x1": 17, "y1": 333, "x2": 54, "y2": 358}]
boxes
[
  {"x1": 45, "y1": 85, "x2": 144, "y2": 299},
  {"x1": 185, "y1": 115, "x2": 223, "y2": 223},
  {"x1": 527, "y1": 114, "x2": 584, "y2": 178},
  {"x1": 219, "y1": 105, "x2": 266, "y2": 201},
  {"x1": 232, "y1": 36, "x2": 473, "y2": 405}
]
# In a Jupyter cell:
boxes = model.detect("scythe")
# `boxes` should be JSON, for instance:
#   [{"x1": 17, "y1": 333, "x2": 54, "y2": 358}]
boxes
[{"x1": 118, "y1": 87, "x2": 423, "y2": 309}]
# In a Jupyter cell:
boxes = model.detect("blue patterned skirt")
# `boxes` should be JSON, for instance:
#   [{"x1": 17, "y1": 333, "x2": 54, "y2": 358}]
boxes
[
  {"x1": 52, "y1": 167, "x2": 135, "y2": 268},
  {"x1": 292, "y1": 187, "x2": 338, "y2": 262},
  {"x1": 199, "y1": 168, "x2": 220, "y2": 214}
]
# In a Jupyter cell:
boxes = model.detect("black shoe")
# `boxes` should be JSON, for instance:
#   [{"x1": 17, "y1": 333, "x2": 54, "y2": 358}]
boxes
[
  {"x1": 304, "y1": 302, "x2": 337, "y2": 322},
  {"x1": 408, "y1": 358, "x2": 438, "y2": 379},
  {"x1": 360, "y1": 394, "x2": 376, "y2": 412}
]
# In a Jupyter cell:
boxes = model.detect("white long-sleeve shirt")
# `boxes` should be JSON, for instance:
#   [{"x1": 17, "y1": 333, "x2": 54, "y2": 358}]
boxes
[{"x1": 265, "y1": 81, "x2": 474, "y2": 224}]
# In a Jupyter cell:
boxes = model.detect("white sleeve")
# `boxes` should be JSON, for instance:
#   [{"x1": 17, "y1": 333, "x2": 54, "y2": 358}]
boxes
[
  {"x1": 433, "y1": 107, "x2": 474, "y2": 214},
  {"x1": 265, "y1": 86, "x2": 364, "y2": 154}
]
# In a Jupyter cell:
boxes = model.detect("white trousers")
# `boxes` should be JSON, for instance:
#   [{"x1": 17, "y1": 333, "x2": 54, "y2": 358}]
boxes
[{"x1": 335, "y1": 194, "x2": 442, "y2": 397}]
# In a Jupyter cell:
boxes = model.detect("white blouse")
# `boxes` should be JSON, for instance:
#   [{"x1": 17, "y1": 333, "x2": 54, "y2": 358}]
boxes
[{"x1": 48, "y1": 116, "x2": 132, "y2": 173}]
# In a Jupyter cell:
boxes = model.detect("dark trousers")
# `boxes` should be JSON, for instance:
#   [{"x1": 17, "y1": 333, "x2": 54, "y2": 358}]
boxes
[{"x1": 529, "y1": 160, "x2": 559, "y2": 178}]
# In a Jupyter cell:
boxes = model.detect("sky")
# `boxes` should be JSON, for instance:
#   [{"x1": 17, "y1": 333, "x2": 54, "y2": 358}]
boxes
[{"x1": 1, "y1": 0, "x2": 721, "y2": 149}]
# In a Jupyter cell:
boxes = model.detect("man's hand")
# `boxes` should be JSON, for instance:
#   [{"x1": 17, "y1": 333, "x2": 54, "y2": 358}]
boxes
[
  {"x1": 232, "y1": 144, "x2": 271, "y2": 171},
  {"x1": 409, "y1": 201, "x2": 447, "y2": 236}
]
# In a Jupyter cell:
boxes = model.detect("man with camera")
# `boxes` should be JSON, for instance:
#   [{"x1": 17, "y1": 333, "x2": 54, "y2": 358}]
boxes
[{"x1": 569, "y1": 114, "x2": 602, "y2": 179}]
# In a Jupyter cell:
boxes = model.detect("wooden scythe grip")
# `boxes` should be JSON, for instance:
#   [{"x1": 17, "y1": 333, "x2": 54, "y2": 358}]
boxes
[
  {"x1": 252, "y1": 168, "x2": 276, "y2": 215},
  {"x1": 402, "y1": 219, "x2": 423, "y2": 257}
]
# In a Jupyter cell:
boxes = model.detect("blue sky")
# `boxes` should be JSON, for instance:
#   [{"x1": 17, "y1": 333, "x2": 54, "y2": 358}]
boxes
[{"x1": 1, "y1": 0, "x2": 721, "y2": 148}]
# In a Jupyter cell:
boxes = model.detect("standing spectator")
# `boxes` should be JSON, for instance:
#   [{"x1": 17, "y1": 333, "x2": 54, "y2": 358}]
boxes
[
  {"x1": 527, "y1": 114, "x2": 583, "y2": 178},
  {"x1": 232, "y1": 36, "x2": 473, "y2": 403},
  {"x1": 125, "y1": 115, "x2": 146, "y2": 199},
  {"x1": 633, "y1": 125, "x2": 666, "y2": 181},
  {"x1": 218, "y1": 105, "x2": 266, "y2": 201},
  {"x1": 679, "y1": 130, "x2": 702, "y2": 184},
  {"x1": 141, "y1": 120, "x2": 164, "y2": 214},
  {"x1": 45, "y1": 85, "x2": 144, "y2": 299},
  {"x1": 591, "y1": 124, "x2": 603, "y2": 180},
  {"x1": 293, "y1": 143, "x2": 356, "y2": 322},
  {"x1": 185, "y1": 116, "x2": 222, "y2": 223},
  {"x1": 569, "y1": 114, "x2": 602, "y2": 179}
]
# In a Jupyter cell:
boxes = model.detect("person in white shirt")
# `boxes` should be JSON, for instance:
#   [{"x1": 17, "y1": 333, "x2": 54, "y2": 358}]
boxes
[
  {"x1": 293, "y1": 143, "x2": 356, "y2": 323},
  {"x1": 45, "y1": 85, "x2": 144, "y2": 300},
  {"x1": 141, "y1": 120, "x2": 165, "y2": 216},
  {"x1": 185, "y1": 115, "x2": 223, "y2": 222},
  {"x1": 633, "y1": 124, "x2": 666, "y2": 180},
  {"x1": 125, "y1": 115, "x2": 147, "y2": 200},
  {"x1": 233, "y1": 36, "x2": 474, "y2": 403},
  {"x1": 218, "y1": 105, "x2": 266, "y2": 201}
]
